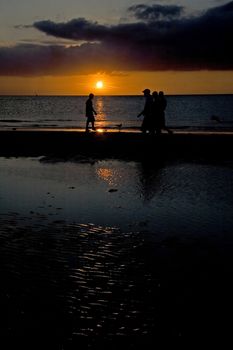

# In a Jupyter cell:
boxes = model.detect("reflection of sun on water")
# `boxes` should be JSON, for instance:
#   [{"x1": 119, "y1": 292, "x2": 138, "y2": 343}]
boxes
[
  {"x1": 96, "y1": 97, "x2": 104, "y2": 111},
  {"x1": 95, "y1": 97, "x2": 107, "y2": 128},
  {"x1": 96, "y1": 168, "x2": 115, "y2": 186}
]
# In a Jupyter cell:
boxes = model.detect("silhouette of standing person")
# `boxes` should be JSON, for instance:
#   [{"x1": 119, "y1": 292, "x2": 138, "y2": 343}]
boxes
[
  {"x1": 151, "y1": 91, "x2": 159, "y2": 134},
  {"x1": 137, "y1": 89, "x2": 153, "y2": 133},
  {"x1": 85, "y1": 93, "x2": 97, "y2": 132},
  {"x1": 157, "y1": 91, "x2": 173, "y2": 134}
]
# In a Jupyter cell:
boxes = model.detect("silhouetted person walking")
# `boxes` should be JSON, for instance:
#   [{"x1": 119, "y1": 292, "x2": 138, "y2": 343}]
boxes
[
  {"x1": 137, "y1": 89, "x2": 153, "y2": 133},
  {"x1": 157, "y1": 91, "x2": 173, "y2": 134},
  {"x1": 85, "y1": 93, "x2": 97, "y2": 132}
]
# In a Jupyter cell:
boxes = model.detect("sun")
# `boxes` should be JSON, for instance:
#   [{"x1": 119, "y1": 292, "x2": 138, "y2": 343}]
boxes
[{"x1": 96, "y1": 81, "x2": 104, "y2": 89}]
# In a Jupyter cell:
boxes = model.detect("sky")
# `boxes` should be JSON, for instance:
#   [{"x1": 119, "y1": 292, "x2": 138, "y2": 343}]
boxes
[{"x1": 0, "y1": 0, "x2": 233, "y2": 95}]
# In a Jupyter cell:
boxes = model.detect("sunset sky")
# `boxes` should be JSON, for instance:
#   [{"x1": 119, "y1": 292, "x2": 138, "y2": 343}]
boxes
[{"x1": 0, "y1": 0, "x2": 233, "y2": 95}]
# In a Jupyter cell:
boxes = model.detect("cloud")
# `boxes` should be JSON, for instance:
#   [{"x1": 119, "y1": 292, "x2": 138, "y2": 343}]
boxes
[
  {"x1": 33, "y1": 18, "x2": 109, "y2": 42},
  {"x1": 0, "y1": 41, "x2": 146, "y2": 76},
  {"x1": 0, "y1": 43, "x2": 116, "y2": 76},
  {"x1": 0, "y1": 1, "x2": 233, "y2": 75},
  {"x1": 127, "y1": 3, "x2": 184, "y2": 21}
]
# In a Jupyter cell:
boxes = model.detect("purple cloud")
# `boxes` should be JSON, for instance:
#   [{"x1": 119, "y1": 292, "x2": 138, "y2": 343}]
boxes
[{"x1": 0, "y1": 1, "x2": 233, "y2": 76}]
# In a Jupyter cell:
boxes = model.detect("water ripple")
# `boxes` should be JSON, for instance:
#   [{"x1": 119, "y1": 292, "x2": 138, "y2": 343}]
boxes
[{"x1": 0, "y1": 215, "x2": 158, "y2": 346}]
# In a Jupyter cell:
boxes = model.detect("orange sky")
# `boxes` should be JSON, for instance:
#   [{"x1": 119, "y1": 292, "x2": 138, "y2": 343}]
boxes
[
  {"x1": 0, "y1": 70, "x2": 233, "y2": 95},
  {"x1": 1, "y1": 2, "x2": 233, "y2": 95}
]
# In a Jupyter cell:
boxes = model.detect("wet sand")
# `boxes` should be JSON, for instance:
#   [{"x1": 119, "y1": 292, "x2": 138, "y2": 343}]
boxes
[
  {"x1": 2, "y1": 214, "x2": 233, "y2": 348},
  {"x1": 1, "y1": 128, "x2": 233, "y2": 348}
]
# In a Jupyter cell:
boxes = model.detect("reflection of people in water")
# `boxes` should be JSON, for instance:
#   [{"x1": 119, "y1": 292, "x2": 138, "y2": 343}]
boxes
[
  {"x1": 138, "y1": 159, "x2": 165, "y2": 201},
  {"x1": 137, "y1": 89, "x2": 153, "y2": 133},
  {"x1": 85, "y1": 93, "x2": 97, "y2": 132},
  {"x1": 157, "y1": 91, "x2": 173, "y2": 135}
]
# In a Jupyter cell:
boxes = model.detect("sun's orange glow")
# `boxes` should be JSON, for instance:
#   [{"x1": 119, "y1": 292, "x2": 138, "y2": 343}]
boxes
[
  {"x1": 96, "y1": 81, "x2": 104, "y2": 89},
  {"x1": 1, "y1": 71, "x2": 233, "y2": 95},
  {"x1": 96, "y1": 128, "x2": 104, "y2": 133}
]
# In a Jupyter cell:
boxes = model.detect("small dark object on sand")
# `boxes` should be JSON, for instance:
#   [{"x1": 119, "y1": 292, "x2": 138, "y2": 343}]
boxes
[
  {"x1": 109, "y1": 189, "x2": 118, "y2": 193},
  {"x1": 211, "y1": 115, "x2": 221, "y2": 123}
]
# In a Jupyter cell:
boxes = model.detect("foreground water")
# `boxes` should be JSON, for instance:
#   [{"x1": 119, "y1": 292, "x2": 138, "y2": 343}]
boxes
[
  {"x1": 1, "y1": 95, "x2": 233, "y2": 130},
  {"x1": 1, "y1": 157, "x2": 233, "y2": 234},
  {"x1": 1, "y1": 157, "x2": 233, "y2": 347}
]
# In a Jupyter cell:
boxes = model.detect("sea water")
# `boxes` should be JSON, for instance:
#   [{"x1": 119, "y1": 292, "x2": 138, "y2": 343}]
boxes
[{"x1": 0, "y1": 94, "x2": 233, "y2": 130}]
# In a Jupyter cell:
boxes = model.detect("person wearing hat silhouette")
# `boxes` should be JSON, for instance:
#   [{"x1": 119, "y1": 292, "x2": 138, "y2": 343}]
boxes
[{"x1": 137, "y1": 89, "x2": 153, "y2": 133}]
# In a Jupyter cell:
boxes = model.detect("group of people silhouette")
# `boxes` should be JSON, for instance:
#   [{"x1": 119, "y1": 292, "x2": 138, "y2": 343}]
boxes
[
  {"x1": 85, "y1": 89, "x2": 172, "y2": 134},
  {"x1": 137, "y1": 89, "x2": 172, "y2": 135}
]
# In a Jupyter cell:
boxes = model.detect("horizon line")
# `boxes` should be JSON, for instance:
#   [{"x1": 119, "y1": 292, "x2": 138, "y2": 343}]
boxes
[{"x1": 1, "y1": 93, "x2": 233, "y2": 97}]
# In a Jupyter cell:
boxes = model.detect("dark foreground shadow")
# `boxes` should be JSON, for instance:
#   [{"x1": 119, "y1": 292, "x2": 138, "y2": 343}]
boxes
[{"x1": 1, "y1": 130, "x2": 233, "y2": 161}]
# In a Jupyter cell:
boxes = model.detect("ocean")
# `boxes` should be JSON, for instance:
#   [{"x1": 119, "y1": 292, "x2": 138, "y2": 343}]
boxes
[{"x1": 0, "y1": 94, "x2": 233, "y2": 130}]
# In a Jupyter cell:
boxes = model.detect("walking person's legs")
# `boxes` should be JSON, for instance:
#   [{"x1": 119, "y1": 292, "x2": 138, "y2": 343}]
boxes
[{"x1": 86, "y1": 119, "x2": 89, "y2": 132}]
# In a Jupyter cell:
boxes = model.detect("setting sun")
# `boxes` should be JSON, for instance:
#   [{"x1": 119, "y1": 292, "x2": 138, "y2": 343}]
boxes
[{"x1": 96, "y1": 81, "x2": 104, "y2": 89}]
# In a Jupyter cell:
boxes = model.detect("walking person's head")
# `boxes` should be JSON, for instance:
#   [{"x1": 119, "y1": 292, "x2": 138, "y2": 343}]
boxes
[
  {"x1": 159, "y1": 91, "x2": 164, "y2": 97},
  {"x1": 142, "y1": 88, "x2": 150, "y2": 97},
  {"x1": 152, "y1": 91, "x2": 158, "y2": 98},
  {"x1": 89, "y1": 93, "x2": 94, "y2": 99}
]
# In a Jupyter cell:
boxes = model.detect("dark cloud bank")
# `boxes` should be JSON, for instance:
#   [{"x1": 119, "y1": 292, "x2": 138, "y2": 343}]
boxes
[{"x1": 1, "y1": 1, "x2": 233, "y2": 75}]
